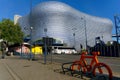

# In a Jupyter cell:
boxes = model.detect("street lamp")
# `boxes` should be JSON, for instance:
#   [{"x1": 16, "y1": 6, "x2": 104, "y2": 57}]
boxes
[
  {"x1": 44, "y1": 28, "x2": 47, "y2": 64},
  {"x1": 29, "y1": 26, "x2": 33, "y2": 60},
  {"x1": 24, "y1": 26, "x2": 33, "y2": 60},
  {"x1": 72, "y1": 28, "x2": 77, "y2": 48},
  {"x1": 81, "y1": 17, "x2": 88, "y2": 50},
  {"x1": 44, "y1": 28, "x2": 47, "y2": 37}
]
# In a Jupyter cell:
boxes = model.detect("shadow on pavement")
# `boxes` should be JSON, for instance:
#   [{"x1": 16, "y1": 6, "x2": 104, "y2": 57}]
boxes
[
  {"x1": 112, "y1": 76, "x2": 120, "y2": 80},
  {"x1": 54, "y1": 68, "x2": 120, "y2": 80}
]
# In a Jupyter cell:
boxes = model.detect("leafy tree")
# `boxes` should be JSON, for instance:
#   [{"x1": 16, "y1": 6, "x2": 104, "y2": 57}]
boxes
[{"x1": 0, "y1": 19, "x2": 24, "y2": 44}]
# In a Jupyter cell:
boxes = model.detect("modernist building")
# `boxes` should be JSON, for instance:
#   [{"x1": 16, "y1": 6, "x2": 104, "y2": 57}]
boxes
[{"x1": 14, "y1": 1, "x2": 113, "y2": 51}]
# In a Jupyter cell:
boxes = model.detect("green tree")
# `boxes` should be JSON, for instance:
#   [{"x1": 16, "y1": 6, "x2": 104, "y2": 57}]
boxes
[{"x1": 0, "y1": 19, "x2": 24, "y2": 44}]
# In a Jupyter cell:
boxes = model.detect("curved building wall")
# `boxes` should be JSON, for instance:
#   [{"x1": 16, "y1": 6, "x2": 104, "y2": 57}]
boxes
[{"x1": 16, "y1": 1, "x2": 113, "y2": 51}]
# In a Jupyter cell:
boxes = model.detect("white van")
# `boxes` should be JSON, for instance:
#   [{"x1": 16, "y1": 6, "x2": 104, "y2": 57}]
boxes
[{"x1": 52, "y1": 47, "x2": 77, "y2": 54}]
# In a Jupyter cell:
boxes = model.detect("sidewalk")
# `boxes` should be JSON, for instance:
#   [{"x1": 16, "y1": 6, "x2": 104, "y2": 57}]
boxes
[
  {"x1": 0, "y1": 60, "x2": 14, "y2": 80},
  {"x1": 0, "y1": 55, "x2": 120, "y2": 80},
  {"x1": 0, "y1": 56, "x2": 81, "y2": 80}
]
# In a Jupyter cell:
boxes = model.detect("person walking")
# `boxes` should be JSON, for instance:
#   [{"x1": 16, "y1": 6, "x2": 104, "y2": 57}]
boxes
[{"x1": 1, "y1": 41, "x2": 7, "y2": 59}]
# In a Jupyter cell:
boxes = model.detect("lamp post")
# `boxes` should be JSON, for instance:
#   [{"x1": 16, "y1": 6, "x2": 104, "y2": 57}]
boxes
[
  {"x1": 24, "y1": 26, "x2": 33, "y2": 60},
  {"x1": 81, "y1": 17, "x2": 88, "y2": 51},
  {"x1": 72, "y1": 28, "x2": 77, "y2": 48},
  {"x1": 29, "y1": 26, "x2": 33, "y2": 60},
  {"x1": 44, "y1": 28, "x2": 47, "y2": 64}
]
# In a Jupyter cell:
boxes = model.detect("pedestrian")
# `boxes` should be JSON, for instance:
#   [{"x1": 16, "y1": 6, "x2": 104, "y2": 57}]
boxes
[{"x1": 1, "y1": 41, "x2": 7, "y2": 59}]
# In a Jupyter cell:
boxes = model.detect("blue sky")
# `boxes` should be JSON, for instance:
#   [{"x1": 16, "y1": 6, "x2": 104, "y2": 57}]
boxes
[{"x1": 0, "y1": 0, "x2": 120, "y2": 37}]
